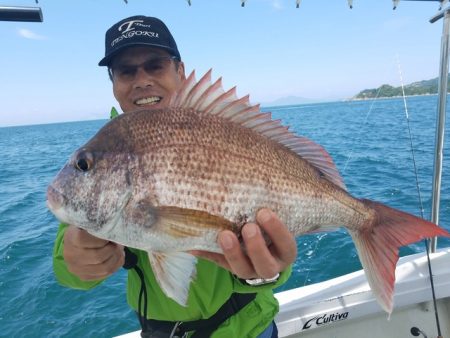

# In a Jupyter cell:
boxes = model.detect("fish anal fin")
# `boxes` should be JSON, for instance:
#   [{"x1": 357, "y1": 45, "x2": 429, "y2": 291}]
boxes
[
  {"x1": 156, "y1": 206, "x2": 234, "y2": 238},
  {"x1": 148, "y1": 251, "x2": 197, "y2": 306},
  {"x1": 351, "y1": 199, "x2": 450, "y2": 314}
]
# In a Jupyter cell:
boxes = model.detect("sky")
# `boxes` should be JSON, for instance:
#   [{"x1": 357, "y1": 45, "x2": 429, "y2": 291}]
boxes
[{"x1": 0, "y1": 0, "x2": 446, "y2": 127}]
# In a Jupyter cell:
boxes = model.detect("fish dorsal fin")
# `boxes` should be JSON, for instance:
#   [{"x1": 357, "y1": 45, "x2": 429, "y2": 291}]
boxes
[
  {"x1": 170, "y1": 70, "x2": 197, "y2": 107},
  {"x1": 172, "y1": 70, "x2": 346, "y2": 190}
]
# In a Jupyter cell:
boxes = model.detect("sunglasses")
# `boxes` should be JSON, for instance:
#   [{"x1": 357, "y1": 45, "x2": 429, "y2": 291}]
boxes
[{"x1": 110, "y1": 55, "x2": 179, "y2": 82}]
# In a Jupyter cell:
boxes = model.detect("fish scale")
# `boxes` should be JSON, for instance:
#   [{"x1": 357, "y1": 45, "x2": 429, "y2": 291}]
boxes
[
  {"x1": 47, "y1": 69, "x2": 449, "y2": 311},
  {"x1": 125, "y1": 107, "x2": 351, "y2": 229}
]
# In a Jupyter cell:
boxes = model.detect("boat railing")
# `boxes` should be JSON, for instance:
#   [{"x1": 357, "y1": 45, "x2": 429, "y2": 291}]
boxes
[
  {"x1": 429, "y1": 6, "x2": 450, "y2": 252},
  {"x1": 0, "y1": 6, "x2": 43, "y2": 22}
]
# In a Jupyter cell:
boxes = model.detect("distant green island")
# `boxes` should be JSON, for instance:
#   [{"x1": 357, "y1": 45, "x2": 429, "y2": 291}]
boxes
[{"x1": 353, "y1": 76, "x2": 446, "y2": 100}]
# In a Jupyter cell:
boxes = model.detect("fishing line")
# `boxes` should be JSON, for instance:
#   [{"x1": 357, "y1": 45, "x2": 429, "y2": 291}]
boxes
[
  {"x1": 396, "y1": 54, "x2": 426, "y2": 218},
  {"x1": 342, "y1": 56, "x2": 406, "y2": 174},
  {"x1": 342, "y1": 82, "x2": 384, "y2": 174},
  {"x1": 396, "y1": 54, "x2": 442, "y2": 337},
  {"x1": 302, "y1": 233, "x2": 327, "y2": 287}
]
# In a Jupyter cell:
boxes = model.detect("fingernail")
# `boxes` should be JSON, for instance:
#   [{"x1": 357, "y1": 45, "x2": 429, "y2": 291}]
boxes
[
  {"x1": 243, "y1": 223, "x2": 258, "y2": 238},
  {"x1": 257, "y1": 208, "x2": 272, "y2": 224},
  {"x1": 220, "y1": 233, "x2": 234, "y2": 250}
]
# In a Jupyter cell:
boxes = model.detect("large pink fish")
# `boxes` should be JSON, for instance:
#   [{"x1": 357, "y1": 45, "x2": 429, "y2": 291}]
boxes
[{"x1": 47, "y1": 70, "x2": 449, "y2": 313}]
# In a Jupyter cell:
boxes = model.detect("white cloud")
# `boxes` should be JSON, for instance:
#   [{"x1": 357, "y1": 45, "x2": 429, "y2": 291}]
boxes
[
  {"x1": 17, "y1": 28, "x2": 47, "y2": 40},
  {"x1": 382, "y1": 17, "x2": 411, "y2": 31},
  {"x1": 272, "y1": 0, "x2": 283, "y2": 9}
]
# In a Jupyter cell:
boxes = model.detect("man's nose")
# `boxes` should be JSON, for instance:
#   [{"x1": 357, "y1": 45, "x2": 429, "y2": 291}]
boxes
[{"x1": 133, "y1": 66, "x2": 154, "y2": 88}]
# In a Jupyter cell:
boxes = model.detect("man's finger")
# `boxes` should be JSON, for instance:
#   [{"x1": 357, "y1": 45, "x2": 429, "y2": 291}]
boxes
[
  {"x1": 69, "y1": 243, "x2": 124, "y2": 280},
  {"x1": 256, "y1": 208, "x2": 297, "y2": 265},
  {"x1": 218, "y1": 230, "x2": 256, "y2": 279},
  {"x1": 241, "y1": 223, "x2": 280, "y2": 279},
  {"x1": 74, "y1": 228, "x2": 110, "y2": 249}
]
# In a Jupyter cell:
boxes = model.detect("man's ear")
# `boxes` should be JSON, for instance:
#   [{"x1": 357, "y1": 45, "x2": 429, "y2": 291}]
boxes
[{"x1": 178, "y1": 61, "x2": 186, "y2": 81}]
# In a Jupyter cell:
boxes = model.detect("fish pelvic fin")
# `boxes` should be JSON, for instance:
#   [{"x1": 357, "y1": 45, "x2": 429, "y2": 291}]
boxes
[
  {"x1": 156, "y1": 206, "x2": 234, "y2": 238},
  {"x1": 148, "y1": 251, "x2": 197, "y2": 306},
  {"x1": 350, "y1": 199, "x2": 450, "y2": 314},
  {"x1": 169, "y1": 69, "x2": 346, "y2": 190}
]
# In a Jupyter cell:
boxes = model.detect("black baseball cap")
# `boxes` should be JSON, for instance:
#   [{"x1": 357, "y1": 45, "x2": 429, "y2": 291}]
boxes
[{"x1": 98, "y1": 15, "x2": 181, "y2": 67}]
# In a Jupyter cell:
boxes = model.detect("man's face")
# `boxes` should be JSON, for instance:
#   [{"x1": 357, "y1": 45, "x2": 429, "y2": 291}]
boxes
[{"x1": 110, "y1": 46, "x2": 185, "y2": 113}]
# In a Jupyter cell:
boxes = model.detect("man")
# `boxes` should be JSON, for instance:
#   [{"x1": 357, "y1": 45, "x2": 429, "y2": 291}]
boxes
[{"x1": 53, "y1": 15, "x2": 297, "y2": 338}]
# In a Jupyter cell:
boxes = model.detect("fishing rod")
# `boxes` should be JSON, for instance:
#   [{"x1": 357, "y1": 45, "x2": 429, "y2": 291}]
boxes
[
  {"x1": 396, "y1": 56, "x2": 443, "y2": 338},
  {"x1": 395, "y1": 5, "x2": 450, "y2": 338}
]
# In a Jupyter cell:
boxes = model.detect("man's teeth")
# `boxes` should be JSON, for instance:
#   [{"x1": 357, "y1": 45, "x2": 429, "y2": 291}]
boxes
[{"x1": 135, "y1": 97, "x2": 161, "y2": 105}]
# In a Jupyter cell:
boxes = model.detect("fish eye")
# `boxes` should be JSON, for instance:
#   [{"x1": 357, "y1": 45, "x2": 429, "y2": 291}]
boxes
[
  {"x1": 74, "y1": 151, "x2": 94, "y2": 172},
  {"x1": 76, "y1": 158, "x2": 89, "y2": 171}
]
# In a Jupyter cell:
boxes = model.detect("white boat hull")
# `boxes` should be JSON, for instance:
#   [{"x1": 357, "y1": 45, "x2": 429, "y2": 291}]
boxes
[{"x1": 276, "y1": 248, "x2": 450, "y2": 337}]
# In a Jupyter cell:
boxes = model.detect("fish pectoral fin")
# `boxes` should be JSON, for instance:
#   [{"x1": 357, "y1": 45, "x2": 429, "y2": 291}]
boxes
[
  {"x1": 155, "y1": 206, "x2": 234, "y2": 238},
  {"x1": 148, "y1": 251, "x2": 198, "y2": 306}
]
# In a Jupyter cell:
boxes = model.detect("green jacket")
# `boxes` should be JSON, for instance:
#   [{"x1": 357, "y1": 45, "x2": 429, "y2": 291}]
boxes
[{"x1": 53, "y1": 223, "x2": 291, "y2": 337}]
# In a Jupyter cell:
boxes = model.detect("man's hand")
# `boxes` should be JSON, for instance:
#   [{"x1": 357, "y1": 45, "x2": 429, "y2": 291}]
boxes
[
  {"x1": 192, "y1": 208, "x2": 297, "y2": 279},
  {"x1": 63, "y1": 225, "x2": 125, "y2": 281}
]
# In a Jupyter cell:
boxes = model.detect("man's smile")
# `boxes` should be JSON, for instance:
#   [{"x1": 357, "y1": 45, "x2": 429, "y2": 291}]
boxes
[{"x1": 134, "y1": 96, "x2": 162, "y2": 106}]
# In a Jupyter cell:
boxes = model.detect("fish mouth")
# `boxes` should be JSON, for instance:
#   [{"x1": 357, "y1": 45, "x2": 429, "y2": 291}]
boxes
[
  {"x1": 134, "y1": 96, "x2": 162, "y2": 106},
  {"x1": 46, "y1": 185, "x2": 72, "y2": 225},
  {"x1": 46, "y1": 185, "x2": 65, "y2": 211}
]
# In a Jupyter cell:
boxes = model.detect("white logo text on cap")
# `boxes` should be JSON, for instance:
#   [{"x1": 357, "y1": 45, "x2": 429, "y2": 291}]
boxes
[
  {"x1": 118, "y1": 20, "x2": 146, "y2": 34},
  {"x1": 111, "y1": 19, "x2": 158, "y2": 47}
]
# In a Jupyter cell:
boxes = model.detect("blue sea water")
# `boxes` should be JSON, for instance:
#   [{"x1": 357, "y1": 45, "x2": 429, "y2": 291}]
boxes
[{"x1": 1, "y1": 95, "x2": 449, "y2": 338}]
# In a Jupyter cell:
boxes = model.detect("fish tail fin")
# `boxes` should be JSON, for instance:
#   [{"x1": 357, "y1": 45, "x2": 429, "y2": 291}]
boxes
[{"x1": 350, "y1": 199, "x2": 450, "y2": 314}]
